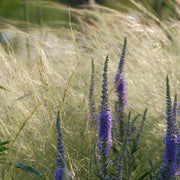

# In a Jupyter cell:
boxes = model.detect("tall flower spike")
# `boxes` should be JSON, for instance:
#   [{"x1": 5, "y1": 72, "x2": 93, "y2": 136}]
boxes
[
  {"x1": 98, "y1": 55, "x2": 112, "y2": 179},
  {"x1": 115, "y1": 37, "x2": 127, "y2": 141},
  {"x1": 89, "y1": 59, "x2": 96, "y2": 124},
  {"x1": 54, "y1": 111, "x2": 65, "y2": 180},
  {"x1": 159, "y1": 76, "x2": 179, "y2": 179},
  {"x1": 115, "y1": 37, "x2": 127, "y2": 111}
]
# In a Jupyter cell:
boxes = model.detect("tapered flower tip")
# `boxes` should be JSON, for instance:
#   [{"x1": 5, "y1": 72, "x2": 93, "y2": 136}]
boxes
[
  {"x1": 123, "y1": 37, "x2": 127, "y2": 49},
  {"x1": 56, "y1": 111, "x2": 61, "y2": 131},
  {"x1": 104, "y1": 55, "x2": 109, "y2": 73},
  {"x1": 166, "y1": 75, "x2": 169, "y2": 83},
  {"x1": 117, "y1": 37, "x2": 127, "y2": 74}
]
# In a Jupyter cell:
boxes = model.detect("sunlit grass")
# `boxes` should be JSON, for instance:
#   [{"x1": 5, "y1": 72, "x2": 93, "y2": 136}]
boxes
[{"x1": 1, "y1": 1, "x2": 180, "y2": 179}]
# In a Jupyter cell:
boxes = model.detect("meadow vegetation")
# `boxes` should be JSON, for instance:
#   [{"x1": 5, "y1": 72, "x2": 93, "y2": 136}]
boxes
[{"x1": 1, "y1": 0, "x2": 180, "y2": 179}]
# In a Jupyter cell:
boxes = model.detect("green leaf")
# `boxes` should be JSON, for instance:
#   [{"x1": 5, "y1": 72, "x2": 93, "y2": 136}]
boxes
[
  {"x1": 8, "y1": 162, "x2": 42, "y2": 178},
  {"x1": 148, "y1": 159, "x2": 159, "y2": 178},
  {"x1": 0, "y1": 157, "x2": 7, "y2": 161},
  {"x1": 0, "y1": 153, "x2": 8, "y2": 156},
  {"x1": 0, "y1": 85, "x2": 9, "y2": 91},
  {"x1": 138, "y1": 170, "x2": 152, "y2": 180},
  {"x1": 131, "y1": 114, "x2": 140, "y2": 127},
  {"x1": 0, "y1": 147, "x2": 9, "y2": 152},
  {"x1": 1, "y1": 166, "x2": 5, "y2": 180},
  {"x1": 0, "y1": 141, "x2": 10, "y2": 146}
]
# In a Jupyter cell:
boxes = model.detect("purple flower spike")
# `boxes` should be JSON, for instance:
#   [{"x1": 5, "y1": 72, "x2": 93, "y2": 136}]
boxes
[
  {"x1": 98, "y1": 55, "x2": 112, "y2": 153},
  {"x1": 98, "y1": 55, "x2": 113, "y2": 179},
  {"x1": 99, "y1": 109, "x2": 112, "y2": 154},
  {"x1": 54, "y1": 168, "x2": 64, "y2": 180},
  {"x1": 159, "y1": 135, "x2": 179, "y2": 179},
  {"x1": 115, "y1": 37, "x2": 127, "y2": 115},
  {"x1": 159, "y1": 76, "x2": 179, "y2": 179},
  {"x1": 54, "y1": 111, "x2": 65, "y2": 180},
  {"x1": 114, "y1": 38, "x2": 127, "y2": 141},
  {"x1": 115, "y1": 74, "x2": 127, "y2": 113}
]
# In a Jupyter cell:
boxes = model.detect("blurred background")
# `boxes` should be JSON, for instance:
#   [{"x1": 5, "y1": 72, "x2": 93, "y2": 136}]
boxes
[{"x1": 0, "y1": 0, "x2": 180, "y2": 25}]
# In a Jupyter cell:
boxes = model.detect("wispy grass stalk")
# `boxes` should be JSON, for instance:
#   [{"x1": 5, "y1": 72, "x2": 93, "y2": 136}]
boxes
[{"x1": 62, "y1": 12, "x2": 80, "y2": 103}]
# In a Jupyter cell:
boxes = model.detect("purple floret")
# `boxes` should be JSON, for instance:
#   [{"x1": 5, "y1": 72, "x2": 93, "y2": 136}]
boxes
[
  {"x1": 54, "y1": 168, "x2": 64, "y2": 180},
  {"x1": 98, "y1": 109, "x2": 112, "y2": 154},
  {"x1": 160, "y1": 135, "x2": 178, "y2": 179},
  {"x1": 115, "y1": 74, "x2": 127, "y2": 113}
]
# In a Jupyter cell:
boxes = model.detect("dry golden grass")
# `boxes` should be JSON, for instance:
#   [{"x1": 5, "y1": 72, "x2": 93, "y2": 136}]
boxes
[{"x1": 1, "y1": 1, "x2": 180, "y2": 179}]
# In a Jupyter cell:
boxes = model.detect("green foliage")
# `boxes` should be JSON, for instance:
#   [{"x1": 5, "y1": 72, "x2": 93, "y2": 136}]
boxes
[
  {"x1": 8, "y1": 162, "x2": 42, "y2": 178},
  {"x1": 59, "y1": 0, "x2": 89, "y2": 6},
  {"x1": 0, "y1": 138, "x2": 42, "y2": 178},
  {"x1": 0, "y1": 85, "x2": 9, "y2": 91},
  {"x1": 0, "y1": 139, "x2": 10, "y2": 164},
  {"x1": 0, "y1": 88, "x2": 41, "y2": 178},
  {"x1": 0, "y1": 0, "x2": 68, "y2": 26}
]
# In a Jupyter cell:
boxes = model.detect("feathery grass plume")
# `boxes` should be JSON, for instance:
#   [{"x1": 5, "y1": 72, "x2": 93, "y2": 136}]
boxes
[
  {"x1": 54, "y1": 111, "x2": 66, "y2": 180},
  {"x1": 159, "y1": 76, "x2": 179, "y2": 179},
  {"x1": 114, "y1": 37, "x2": 127, "y2": 141},
  {"x1": 98, "y1": 55, "x2": 112, "y2": 179},
  {"x1": 89, "y1": 59, "x2": 97, "y2": 124}
]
